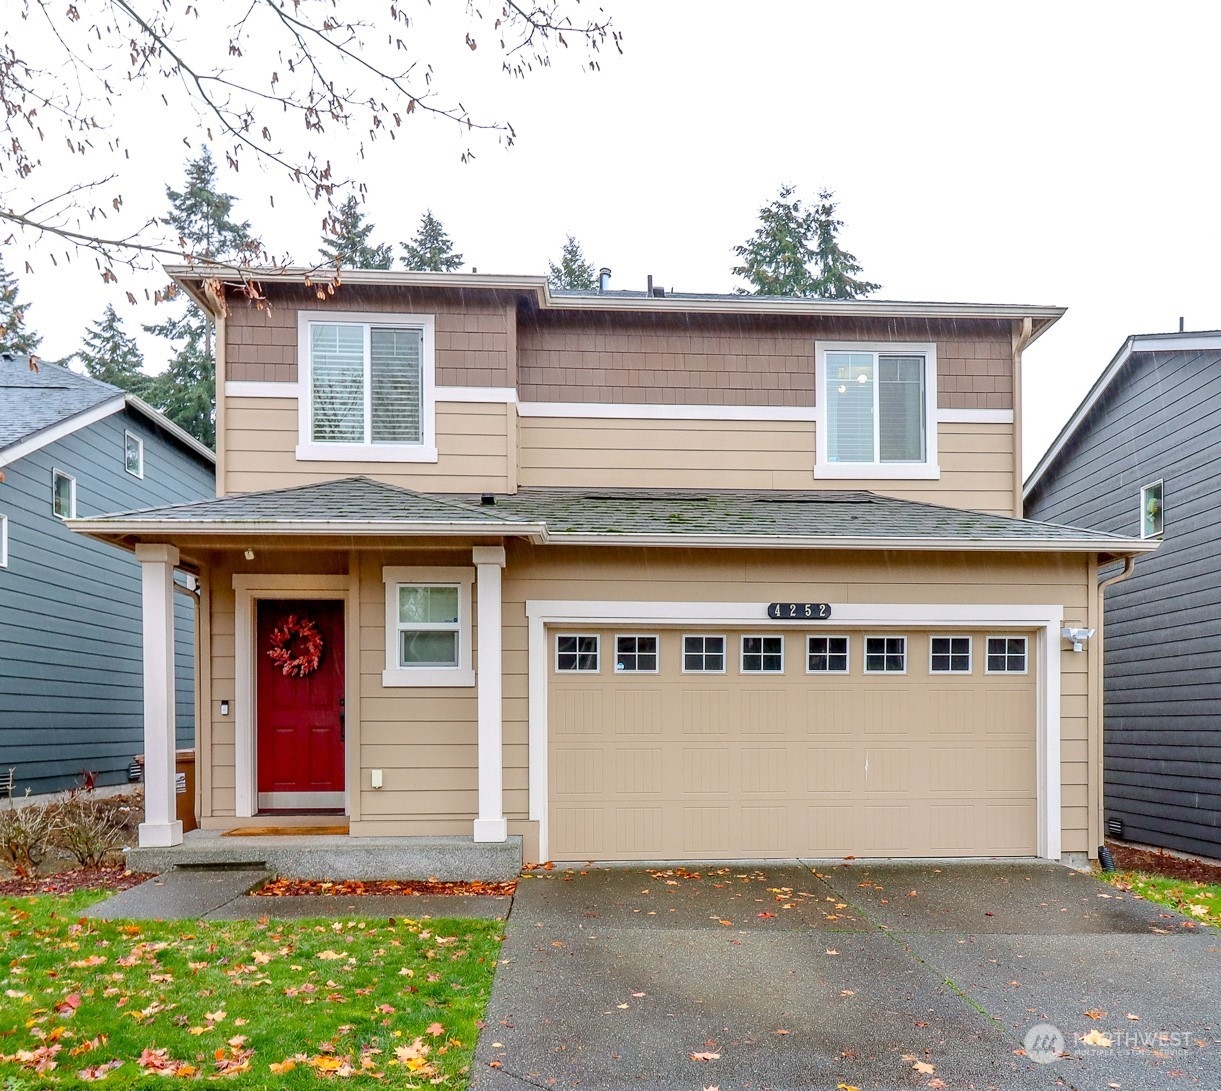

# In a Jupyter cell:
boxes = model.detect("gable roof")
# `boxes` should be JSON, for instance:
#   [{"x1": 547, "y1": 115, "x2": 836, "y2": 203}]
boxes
[
  {"x1": 0, "y1": 352, "x2": 215, "y2": 468},
  {"x1": 1023, "y1": 330, "x2": 1221, "y2": 502},
  {"x1": 70, "y1": 477, "x2": 1152, "y2": 557}
]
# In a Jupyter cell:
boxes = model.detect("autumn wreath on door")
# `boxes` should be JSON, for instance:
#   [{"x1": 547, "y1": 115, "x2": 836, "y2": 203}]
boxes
[{"x1": 266, "y1": 614, "x2": 324, "y2": 677}]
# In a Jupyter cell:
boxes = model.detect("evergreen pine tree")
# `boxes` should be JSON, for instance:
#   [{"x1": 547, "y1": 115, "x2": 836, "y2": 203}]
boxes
[
  {"x1": 145, "y1": 149, "x2": 258, "y2": 447},
  {"x1": 320, "y1": 196, "x2": 394, "y2": 269},
  {"x1": 76, "y1": 304, "x2": 148, "y2": 392},
  {"x1": 399, "y1": 211, "x2": 463, "y2": 272},
  {"x1": 731, "y1": 185, "x2": 819, "y2": 297},
  {"x1": 547, "y1": 235, "x2": 597, "y2": 290},
  {"x1": 0, "y1": 254, "x2": 42, "y2": 356},
  {"x1": 732, "y1": 184, "x2": 879, "y2": 299},
  {"x1": 810, "y1": 189, "x2": 880, "y2": 300}
]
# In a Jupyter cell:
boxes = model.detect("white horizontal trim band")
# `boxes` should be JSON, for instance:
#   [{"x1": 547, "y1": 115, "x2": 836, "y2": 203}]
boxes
[
  {"x1": 517, "y1": 401, "x2": 817, "y2": 422},
  {"x1": 938, "y1": 408, "x2": 1014, "y2": 424},
  {"x1": 224, "y1": 381, "x2": 300, "y2": 399}
]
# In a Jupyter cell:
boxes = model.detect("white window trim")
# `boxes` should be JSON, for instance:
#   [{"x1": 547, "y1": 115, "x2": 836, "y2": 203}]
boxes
[
  {"x1": 526, "y1": 601, "x2": 1064, "y2": 865},
  {"x1": 124, "y1": 430, "x2": 145, "y2": 478},
  {"x1": 51, "y1": 468, "x2": 76, "y2": 520},
  {"x1": 0, "y1": 513, "x2": 7, "y2": 567},
  {"x1": 806, "y1": 633, "x2": 850, "y2": 674},
  {"x1": 1140, "y1": 479, "x2": 1163, "y2": 539},
  {"x1": 555, "y1": 633, "x2": 600, "y2": 673},
  {"x1": 740, "y1": 633, "x2": 784, "y2": 674},
  {"x1": 814, "y1": 341, "x2": 940, "y2": 480},
  {"x1": 929, "y1": 634, "x2": 972, "y2": 675},
  {"x1": 681, "y1": 633, "x2": 727, "y2": 674},
  {"x1": 984, "y1": 635, "x2": 1029, "y2": 676},
  {"x1": 382, "y1": 566, "x2": 474, "y2": 686},
  {"x1": 863, "y1": 634, "x2": 908, "y2": 674},
  {"x1": 613, "y1": 633, "x2": 660, "y2": 674},
  {"x1": 297, "y1": 309, "x2": 438, "y2": 463}
]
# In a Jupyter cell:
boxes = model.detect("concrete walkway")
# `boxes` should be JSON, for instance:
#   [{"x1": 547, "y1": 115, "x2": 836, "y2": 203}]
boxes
[
  {"x1": 83, "y1": 868, "x2": 511, "y2": 921},
  {"x1": 471, "y1": 861, "x2": 1221, "y2": 1090}
]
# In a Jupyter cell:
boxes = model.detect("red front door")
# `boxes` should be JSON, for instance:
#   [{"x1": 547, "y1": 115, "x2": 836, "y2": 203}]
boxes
[{"x1": 256, "y1": 599, "x2": 345, "y2": 811}]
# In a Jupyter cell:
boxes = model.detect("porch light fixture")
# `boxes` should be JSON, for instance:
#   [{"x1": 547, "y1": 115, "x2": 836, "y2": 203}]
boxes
[
  {"x1": 1060, "y1": 626, "x2": 1095, "y2": 652},
  {"x1": 243, "y1": 548, "x2": 255, "y2": 561}
]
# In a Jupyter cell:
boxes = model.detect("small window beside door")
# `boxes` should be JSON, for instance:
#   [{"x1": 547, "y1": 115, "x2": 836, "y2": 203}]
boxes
[{"x1": 381, "y1": 566, "x2": 474, "y2": 687}]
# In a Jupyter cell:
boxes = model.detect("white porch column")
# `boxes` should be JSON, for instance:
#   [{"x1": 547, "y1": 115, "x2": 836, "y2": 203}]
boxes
[
  {"x1": 135, "y1": 544, "x2": 183, "y2": 848},
  {"x1": 472, "y1": 545, "x2": 507, "y2": 842}
]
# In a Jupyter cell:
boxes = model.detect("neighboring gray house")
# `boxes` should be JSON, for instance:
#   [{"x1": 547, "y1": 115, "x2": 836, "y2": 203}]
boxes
[
  {"x1": 0, "y1": 351, "x2": 215, "y2": 795},
  {"x1": 1025, "y1": 330, "x2": 1221, "y2": 859}
]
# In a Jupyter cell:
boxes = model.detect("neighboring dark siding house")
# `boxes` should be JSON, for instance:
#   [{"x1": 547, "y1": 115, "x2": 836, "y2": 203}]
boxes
[
  {"x1": 1025, "y1": 330, "x2": 1221, "y2": 859},
  {"x1": 0, "y1": 352, "x2": 215, "y2": 795}
]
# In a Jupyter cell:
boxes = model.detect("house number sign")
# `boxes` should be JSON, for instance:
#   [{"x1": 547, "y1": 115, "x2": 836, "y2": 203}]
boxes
[{"x1": 767, "y1": 602, "x2": 832, "y2": 620}]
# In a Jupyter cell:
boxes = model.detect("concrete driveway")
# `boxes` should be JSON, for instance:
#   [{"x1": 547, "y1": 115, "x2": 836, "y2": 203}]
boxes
[{"x1": 471, "y1": 862, "x2": 1220, "y2": 1091}]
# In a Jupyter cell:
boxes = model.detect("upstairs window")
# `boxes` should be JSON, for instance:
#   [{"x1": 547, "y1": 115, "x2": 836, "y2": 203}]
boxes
[
  {"x1": 1140, "y1": 480, "x2": 1163, "y2": 539},
  {"x1": 52, "y1": 470, "x2": 76, "y2": 519},
  {"x1": 124, "y1": 431, "x2": 144, "y2": 478},
  {"x1": 298, "y1": 312, "x2": 436, "y2": 462},
  {"x1": 816, "y1": 343, "x2": 938, "y2": 479}
]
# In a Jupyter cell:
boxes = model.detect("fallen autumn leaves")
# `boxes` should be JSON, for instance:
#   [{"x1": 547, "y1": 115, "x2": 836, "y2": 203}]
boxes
[{"x1": 0, "y1": 891, "x2": 502, "y2": 1085}]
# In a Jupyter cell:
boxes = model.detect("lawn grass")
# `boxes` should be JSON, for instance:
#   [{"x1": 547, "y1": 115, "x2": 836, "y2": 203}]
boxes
[
  {"x1": 1106, "y1": 871, "x2": 1221, "y2": 928},
  {"x1": 0, "y1": 892, "x2": 502, "y2": 1087}
]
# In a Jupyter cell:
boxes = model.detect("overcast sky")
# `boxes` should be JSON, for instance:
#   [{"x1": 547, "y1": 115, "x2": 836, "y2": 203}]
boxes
[{"x1": 7, "y1": 1, "x2": 1219, "y2": 477}]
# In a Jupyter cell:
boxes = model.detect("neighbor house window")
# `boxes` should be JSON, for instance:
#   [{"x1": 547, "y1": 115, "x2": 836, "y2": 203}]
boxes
[
  {"x1": 298, "y1": 312, "x2": 437, "y2": 462},
  {"x1": 615, "y1": 635, "x2": 658, "y2": 673},
  {"x1": 124, "y1": 431, "x2": 144, "y2": 478},
  {"x1": 930, "y1": 635, "x2": 971, "y2": 673},
  {"x1": 556, "y1": 635, "x2": 600, "y2": 673},
  {"x1": 1140, "y1": 480, "x2": 1163, "y2": 538},
  {"x1": 683, "y1": 634, "x2": 726, "y2": 673},
  {"x1": 816, "y1": 342, "x2": 938, "y2": 478},
  {"x1": 741, "y1": 635, "x2": 784, "y2": 673},
  {"x1": 381, "y1": 566, "x2": 473, "y2": 686},
  {"x1": 985, "y1": 636, "x2": 1027, "y2": 674},
  {"x1": 0, "y1": 514, "x2": 7, "y2": 568},
  {"x1": 807, "y1": 635, "x2": 849, "y2": 673},
  {"x1": 864, "y1": 635, "x2": 906, "y2": 673},
  {"x1": 52, "y1": 470, "x2": 76, "y2": 519}
]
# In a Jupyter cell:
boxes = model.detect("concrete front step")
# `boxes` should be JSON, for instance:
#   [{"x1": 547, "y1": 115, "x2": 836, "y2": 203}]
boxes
[{"x1": 127, "y1": 832, "x2": 522, "y2": 881}]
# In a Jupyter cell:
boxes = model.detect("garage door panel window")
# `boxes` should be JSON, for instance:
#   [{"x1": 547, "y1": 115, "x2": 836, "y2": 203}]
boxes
[
  {"x1": 807, "y1": 635, "x2": 849, "y2": 673},
  {"x1": 615, "y1": 634, "x2": 659, "y2": 673},
  {"x1": 864, "y1": 636, "x2": 906, "y2": 673},
  {"x1": 985, "y1": 636, "x2": 1028, "y2": 674},
  {"x1": 557, "y1": 634, "x2": 600, "y2": 673},
  {"x1": 930, "y1": 636, "x2": 971, "y2": 674},
  {"x1": 683, "y1": 634, "x2": 726, "y2": 673},
  {"x1": 742, "y1": 635, "x2": 784, "y2": 673}
]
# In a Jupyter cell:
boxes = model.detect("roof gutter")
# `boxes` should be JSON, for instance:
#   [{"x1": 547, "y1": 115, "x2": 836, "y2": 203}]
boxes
[
  {"x1": 545, "y1": 532, "x2": 1156, "y2": 554},
  {"x1": 68, "y1": 518, "x2": 549, "y2": 541},
  {"x1": 164, "y1": 263, "x2": 1065, "y2": 325}
]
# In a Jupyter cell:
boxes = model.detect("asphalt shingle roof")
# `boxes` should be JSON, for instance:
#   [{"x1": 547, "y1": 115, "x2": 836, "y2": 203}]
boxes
[
  {"x1": 0, "y1": 353, "x2": 122, "y2": 452},
  {"x1": 87, "y1": 476, "x2": 531, "y2": 525},
  {"x1": 78, "y1": 476, "x2": 1142, "y2": 551}
]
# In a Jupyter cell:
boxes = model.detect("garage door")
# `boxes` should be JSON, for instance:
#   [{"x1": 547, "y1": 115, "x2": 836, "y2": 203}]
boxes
[{"x1": 548, "y1": 628, "x2": 1036, "y2": 860}]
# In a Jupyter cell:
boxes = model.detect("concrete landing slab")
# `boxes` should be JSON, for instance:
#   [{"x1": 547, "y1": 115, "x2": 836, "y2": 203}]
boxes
[
  {"x1": 127, "y1": 832, "x2": 522, "y2": 881},
  {"x1": 83, "y1": 869, "x2": 269, "y2": 920},
  {"x1": 206, "y1": 893, "x2": 512, "y2": 920},
  {"x1": 815, "y1": 860, "x2": 1174, "y2": 934},
  {"x1": 515, "y1": 864, "x2": 872, "y2": 932}
]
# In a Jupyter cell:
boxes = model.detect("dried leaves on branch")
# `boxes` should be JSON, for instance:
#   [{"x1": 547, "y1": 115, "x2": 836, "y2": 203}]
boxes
[{"x1": 1, "y1": 1, "x2": 620, "y2": 270}]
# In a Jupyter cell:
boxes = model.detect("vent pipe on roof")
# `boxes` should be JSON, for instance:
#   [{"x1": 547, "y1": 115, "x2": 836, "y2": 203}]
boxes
[
  {"x1": 598, "y1": 267, "x2": 611, "y2": 293},
  {"x1": 1179, "y1": 316, "x2": 1185, "y2": 332}
]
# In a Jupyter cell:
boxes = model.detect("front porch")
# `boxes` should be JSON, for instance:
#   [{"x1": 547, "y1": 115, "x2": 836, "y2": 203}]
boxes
[{"x1": 127, "y1": 829, "x2": 523, "y2": 881}]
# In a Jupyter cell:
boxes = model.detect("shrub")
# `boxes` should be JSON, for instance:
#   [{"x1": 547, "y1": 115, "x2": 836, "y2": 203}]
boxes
[
  {"x1": 0, "y1": 791, "x2": 58, "y2": 877},
  {"x1": 54, "y1": 782, "x2": 126, "y2": 868}
]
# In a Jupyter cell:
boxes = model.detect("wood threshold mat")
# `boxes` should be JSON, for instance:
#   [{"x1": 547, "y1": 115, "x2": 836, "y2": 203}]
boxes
[{"x1": 223, "y1": 825, "x2": 349, "y2": 837}]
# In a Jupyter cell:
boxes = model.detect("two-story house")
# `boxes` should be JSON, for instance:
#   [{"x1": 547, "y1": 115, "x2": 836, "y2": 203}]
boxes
[
  {"x1": 1, "y1": 351, "x2": 215, "y2": 794},
  {"x1": 73, "y1": 270, "x2": 1152, "y2": 869}
]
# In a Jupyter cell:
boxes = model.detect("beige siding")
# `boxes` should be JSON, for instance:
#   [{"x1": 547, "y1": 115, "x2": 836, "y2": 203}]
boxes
[
  {"x1": 199, "y1": 544, "x2": 1092, "y2": 859},
  {"x1": 222, "y1": 397, "x2": 512, "y2": 494},
  {"x1": 519, "y1": 417, "x2": 1016, "y2": 514}
]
